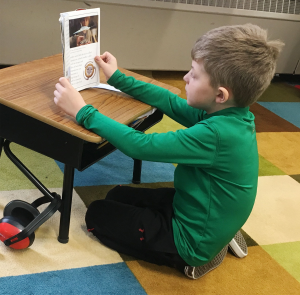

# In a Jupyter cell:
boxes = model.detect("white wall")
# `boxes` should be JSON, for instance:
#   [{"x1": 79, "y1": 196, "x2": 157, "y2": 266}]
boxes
[{"x1": 1, "y1": 0, "x2": 300, "y2": 72}]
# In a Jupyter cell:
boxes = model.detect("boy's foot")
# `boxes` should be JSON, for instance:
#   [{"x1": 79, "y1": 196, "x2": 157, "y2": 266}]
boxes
[
  {"x1": 228, "y1": 230, "x2": 248, "y2": 258},
  {"x1": 184, "y1": 245, "x2": 228, "y2": 279}
]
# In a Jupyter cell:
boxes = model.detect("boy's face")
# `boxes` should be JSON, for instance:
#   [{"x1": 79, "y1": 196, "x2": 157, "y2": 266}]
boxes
[
  {"x1": 81, "y1": 17, "x2": 90, "y2": 27},
  {"x1": 183, "y1": 60, "x2": 218, "y2": 113}
]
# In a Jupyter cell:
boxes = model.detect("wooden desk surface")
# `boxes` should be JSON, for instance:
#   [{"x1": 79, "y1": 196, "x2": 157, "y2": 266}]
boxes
[{"x1": 0, "y1": 54, "x2": 180, "y2": 143}]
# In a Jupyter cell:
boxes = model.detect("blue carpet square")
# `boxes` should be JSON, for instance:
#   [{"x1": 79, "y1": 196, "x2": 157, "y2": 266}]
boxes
[
  {"x1": 258, "y1": 102, "x2": 300, "y2": 128},
  {"x1": 0, "y1": 263, "x2": 146, "y2": 295},
  {"x1": 56, "y1": 149, "x2": 175, "y2": 187}
]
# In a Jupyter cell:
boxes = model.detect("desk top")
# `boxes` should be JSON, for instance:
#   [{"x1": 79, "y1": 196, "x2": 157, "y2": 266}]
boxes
[{"x1": 0, "y1": 54, "x2": 180, "y2": 143}]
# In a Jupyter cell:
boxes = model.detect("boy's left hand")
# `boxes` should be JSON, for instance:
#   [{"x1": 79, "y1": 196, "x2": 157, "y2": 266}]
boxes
[{"x1": 54, "y1": 77, "x2": 86, "y2": 118}]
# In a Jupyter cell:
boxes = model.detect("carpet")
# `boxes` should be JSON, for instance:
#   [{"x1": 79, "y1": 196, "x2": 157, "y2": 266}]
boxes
[{"x1": 0, "y1": 73, "x2": 300, "y2": 294}]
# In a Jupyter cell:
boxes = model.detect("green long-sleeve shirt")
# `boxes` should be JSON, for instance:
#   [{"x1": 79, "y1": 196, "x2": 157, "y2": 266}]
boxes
[{"x1": 76, "y1": 70, "x2": 259, "y2": 266}]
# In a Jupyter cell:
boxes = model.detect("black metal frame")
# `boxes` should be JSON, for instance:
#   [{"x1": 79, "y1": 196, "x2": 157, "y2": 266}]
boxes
[{"x1": 0, "y1": 104, "x2": 163, "y2": 244}]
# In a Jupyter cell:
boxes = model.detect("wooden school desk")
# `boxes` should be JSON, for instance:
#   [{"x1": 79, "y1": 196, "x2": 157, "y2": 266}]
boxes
[{"x1": 0, "y1": 54, "x2": 180, "y2": 244}]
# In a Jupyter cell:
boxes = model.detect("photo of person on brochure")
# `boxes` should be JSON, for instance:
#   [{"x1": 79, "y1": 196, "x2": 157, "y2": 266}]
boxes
[{"x1": 69, "y1": 15, "x2": 98, "y2": 48}]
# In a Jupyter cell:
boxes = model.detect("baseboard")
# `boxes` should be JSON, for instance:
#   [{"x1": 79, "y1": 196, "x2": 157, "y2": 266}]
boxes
[{"x1": 0, "y1": 64, "x2": 14, "y2": 69}]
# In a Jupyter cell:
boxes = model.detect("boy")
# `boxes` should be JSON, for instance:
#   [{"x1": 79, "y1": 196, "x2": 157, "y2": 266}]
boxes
[
  {"x1": 70, "y1": 16, "x2": 97, "y2": 48},
  {"x1": 54, "y1": 24, "x2": 284, "y2": 279}
]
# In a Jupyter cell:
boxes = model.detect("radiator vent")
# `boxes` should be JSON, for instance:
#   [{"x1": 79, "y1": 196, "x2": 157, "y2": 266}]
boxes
[{"x1": 149, "y1": 0, "x2": 300, "y2": 14}]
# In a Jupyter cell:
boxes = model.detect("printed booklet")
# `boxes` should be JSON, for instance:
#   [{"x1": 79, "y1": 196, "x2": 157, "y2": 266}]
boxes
[{"x1": 59, "y1": 8, "x2": 100, "y2": 91}]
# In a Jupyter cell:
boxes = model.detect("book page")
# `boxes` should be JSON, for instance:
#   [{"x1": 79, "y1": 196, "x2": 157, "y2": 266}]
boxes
[{"x1": 60, "y1": 8, "x2": 100, "y2": 91}]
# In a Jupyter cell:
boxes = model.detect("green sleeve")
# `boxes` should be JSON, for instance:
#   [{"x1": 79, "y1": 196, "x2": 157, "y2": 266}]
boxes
[
  {"x1": 76, "y1": 105, "x2": 217, "y2": 166},
  {"x1": 107, "y1": 70, "x2": 205, "y2": 128}
]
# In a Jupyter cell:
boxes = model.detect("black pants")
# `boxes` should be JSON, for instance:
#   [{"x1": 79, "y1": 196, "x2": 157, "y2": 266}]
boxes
[{"x1": 85, "y1": 185, "x2": 187, "y2": 272}]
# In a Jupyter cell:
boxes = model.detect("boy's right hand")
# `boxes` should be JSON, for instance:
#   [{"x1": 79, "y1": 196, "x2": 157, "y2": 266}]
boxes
[{"x1": 95, "y1": 52, "x2": 118, "y2": 80}]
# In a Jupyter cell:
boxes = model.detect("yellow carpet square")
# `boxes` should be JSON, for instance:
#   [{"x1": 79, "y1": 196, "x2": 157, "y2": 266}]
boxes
[
  {"x1": 256, "y1": 132, "x2": 300, "y2": 175},
  {"x1": 126, "y1": 246, "x2": 300, "y2": 294}
]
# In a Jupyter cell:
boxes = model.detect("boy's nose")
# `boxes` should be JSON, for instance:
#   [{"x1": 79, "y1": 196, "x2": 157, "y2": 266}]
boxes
[{"x1": 183, "y1": 73, "x2": 188, "y2": 83}]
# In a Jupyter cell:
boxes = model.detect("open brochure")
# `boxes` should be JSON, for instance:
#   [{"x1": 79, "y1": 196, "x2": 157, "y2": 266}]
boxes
[
  {"x1": 59, "y1": 7, "x2": 156, "y2": 122},
  {"x1": 59, "y1": 8, "x2": 100, "y2": 91}
]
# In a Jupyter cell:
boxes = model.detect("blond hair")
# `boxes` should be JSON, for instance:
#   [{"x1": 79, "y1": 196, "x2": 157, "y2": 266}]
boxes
[{"x1": 191, "y1": 24, "x2": 284, "y2": 107}]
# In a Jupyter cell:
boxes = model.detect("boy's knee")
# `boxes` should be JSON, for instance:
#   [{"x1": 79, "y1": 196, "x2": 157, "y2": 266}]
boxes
[
  {"x1": 85, "y1": 200, "x2": 105, "y2": 222},
  {"x1": 105, "y1": 185, "x2": 128, "y2": 201}
]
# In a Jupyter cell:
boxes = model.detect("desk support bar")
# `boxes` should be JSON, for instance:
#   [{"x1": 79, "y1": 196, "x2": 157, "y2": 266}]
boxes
[
  {"x1": 58, "y1": 164, "x2": 74, "y2": 243},
  {"x1": 132, "y1": 159, "x2": 142, "y2": 184},
  {"x1": 3, "y1": 140, "x2": 54, "y2": 202},
  {"x1": 0, "y1": 137, "x2": 4, "y2": 158}
]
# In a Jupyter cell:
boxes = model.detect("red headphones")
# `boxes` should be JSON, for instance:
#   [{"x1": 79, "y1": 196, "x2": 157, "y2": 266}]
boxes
[{"x1": 0, "y1": 193, "x2": 61, "y2": 249}]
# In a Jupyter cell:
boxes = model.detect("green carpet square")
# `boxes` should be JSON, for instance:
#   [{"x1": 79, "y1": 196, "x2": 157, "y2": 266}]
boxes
[
  {"x1": 0, "y1": 143, "x2": 63, "y2": 191},
  {"x1": 258, "y1": 83, "x2": 300, "y2": 102},
  {"x1": 258, "y1": 154, "x2": 286, "y2": 176},
  {"x1": 262, "y1": 242, "x2": 300, "y2": 283}
]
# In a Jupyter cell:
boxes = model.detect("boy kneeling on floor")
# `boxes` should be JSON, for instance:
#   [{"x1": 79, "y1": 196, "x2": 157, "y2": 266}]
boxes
[{"x1": 54, "y1": 24, "x2": 284, "y2": 279}]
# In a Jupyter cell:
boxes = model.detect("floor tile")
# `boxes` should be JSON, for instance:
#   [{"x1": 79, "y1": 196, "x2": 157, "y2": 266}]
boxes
[
  {"x1": 258, "y1": 154, "x2": 285, "y2": 176},
  {"x1": 256, "y1": 132, "x2": 300, "y2": 175},
  {"x1": 145, "y1": 113, "x2": 186, "y2": 134},
  {"x1": 56, "y1": 149, "x2": 175, "y2": 186},
  {"x1": 258, "y1": 82, "x2": 300, "y2": 102},
  {"x1": 258, "y1": 102, "x2": 300, "y2": 129},
  {"x1": 240, "y1": 229, "x2": 258, "y2": 247},
  {"x1": 153, "y1": 71, "x2": 187, "y2": 100},
  {"x1": 290, "y1": 174, "x2": 300, "y2": 183},
  {"x1": 0, "y1": 188, "x2": 122, "y2": 277},
  {"x1": 250, "y1": 103, "x2": 300, "y2": 132},
  {"x1": 126, "y1": 246, "x2": 300, "y2": 294},
  {"x1": 242, "y1": 175, "x2": 300, "y2": 245},
  {"x1": 0, "y1": 143, "x2": 63, "y2": 191},
  {"x1": 0, "y1": 263, "x2": 146, "y2": 295},
  {"x1": 262, "y1": 241, "x2": 300, "y2": 283}
]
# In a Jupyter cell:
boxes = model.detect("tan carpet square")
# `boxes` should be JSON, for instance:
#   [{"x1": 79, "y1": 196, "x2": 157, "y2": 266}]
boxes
[
  {"x1": 243, "y1": 175, "x2": 300, "y2": 245},
  {"x1": 0, "y1": 188, "x2": 122, "y2": 277}
]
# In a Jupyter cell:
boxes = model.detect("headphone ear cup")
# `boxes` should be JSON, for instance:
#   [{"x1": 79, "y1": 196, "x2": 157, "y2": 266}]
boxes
[
  {"x1": 0, "y1": 200, "x2": 38, "y2": 249},
  {"x1": 0, "y1": 216, "x2": 35, "y2": 249}
]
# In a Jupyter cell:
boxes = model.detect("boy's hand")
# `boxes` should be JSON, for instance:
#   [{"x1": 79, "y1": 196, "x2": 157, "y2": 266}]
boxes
[
  {"x1": 54, "y1": 77, "x2": 86, "y2": 118},
  {"x1": 76, "y1": 36, "x2": 84, "y2": 46},
  {"x1": 95, "y1": 52, "x2": 118, "y2": 80}
]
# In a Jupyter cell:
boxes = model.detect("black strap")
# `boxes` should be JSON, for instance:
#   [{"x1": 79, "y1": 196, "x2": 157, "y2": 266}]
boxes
[{"x1": 31, "y1": 195, "x2": 61, "y2": 213}]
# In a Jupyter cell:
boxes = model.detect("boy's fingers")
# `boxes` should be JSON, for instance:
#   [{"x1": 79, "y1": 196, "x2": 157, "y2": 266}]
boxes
[
  {"x1": 53, "y1": 90, "x2": 61, "y2": 104},
  {"x1": 95, "y1": 56, "x2": 105, "y2": 66},
  {"x1": 55, "y1": 82, "x2": 65, "y2": 93},
  {"x1": 59, "y1": 77, "x2": 70, "y2": 87},
  {"x1": 100, "y1": 51, "x2": 109, "y2": 59},
  {"x1": 99, "y1": 52, "x2": 113, "y2": 63}
]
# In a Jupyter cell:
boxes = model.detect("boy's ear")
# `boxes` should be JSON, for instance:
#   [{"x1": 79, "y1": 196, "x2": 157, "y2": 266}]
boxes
[{"x1": 216, "y1": 87, "x2": 230, "y2": 104}]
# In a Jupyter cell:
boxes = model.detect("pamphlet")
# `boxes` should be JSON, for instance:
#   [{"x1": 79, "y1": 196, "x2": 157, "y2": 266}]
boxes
[
  {"x1": 59, "y1": 8, "x2": 100, "y2": 91},
  {"x1": 59, "y1": 8, "x2": 156, "y2": 123}
]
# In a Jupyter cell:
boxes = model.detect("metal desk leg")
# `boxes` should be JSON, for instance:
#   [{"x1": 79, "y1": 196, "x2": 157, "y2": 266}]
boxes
[
  {"x1": 0, "y1": 137, "x2": 4, "y2": 158},
  {"x1": 58, "y1": 164, "x2": 75, "y2": 243},
  {"x1": 132, "y1": 159, "x2": 142, "y2": 184}
]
